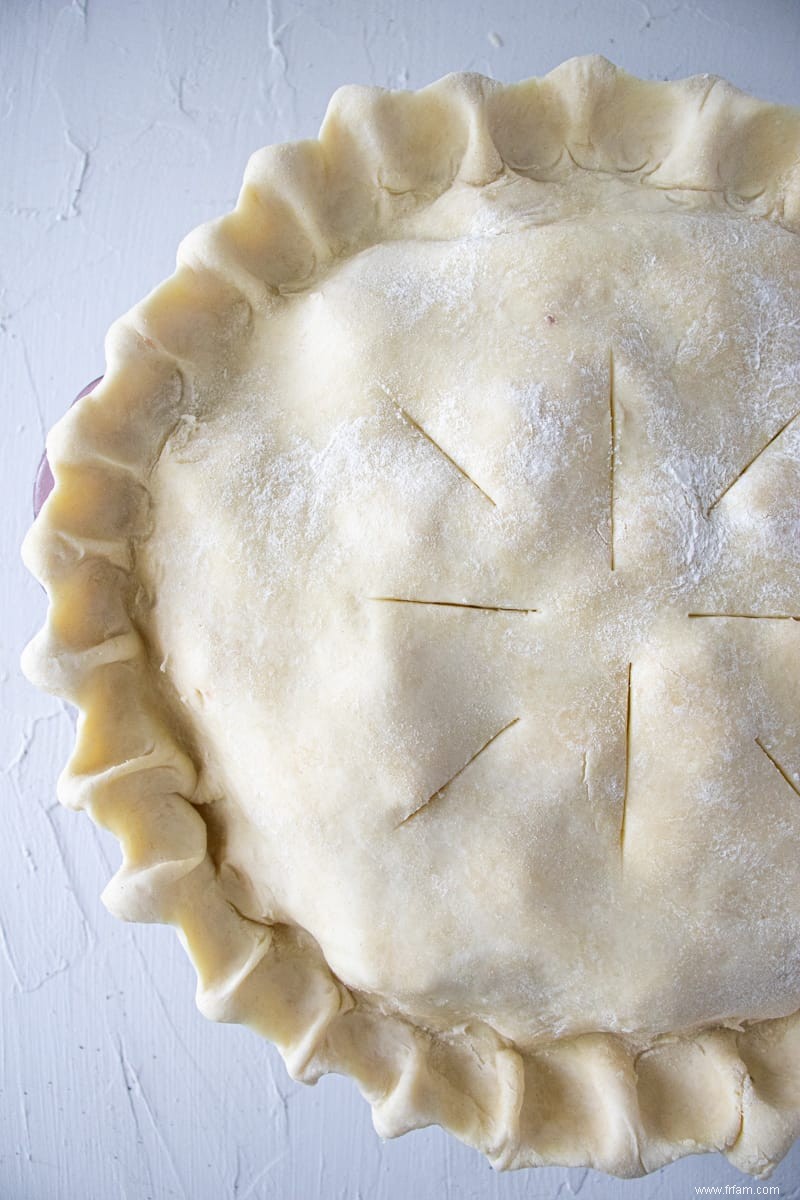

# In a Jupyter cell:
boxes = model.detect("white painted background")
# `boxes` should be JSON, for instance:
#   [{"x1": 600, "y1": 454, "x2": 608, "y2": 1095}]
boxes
[{"x1": 3, "y1": 1, "x2": 800, "y2": 1197}]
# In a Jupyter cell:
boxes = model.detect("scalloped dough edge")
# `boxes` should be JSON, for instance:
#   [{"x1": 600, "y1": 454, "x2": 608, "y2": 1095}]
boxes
[{"x1": 20, "y1": 57, "x2": 800, "y2": 1177}]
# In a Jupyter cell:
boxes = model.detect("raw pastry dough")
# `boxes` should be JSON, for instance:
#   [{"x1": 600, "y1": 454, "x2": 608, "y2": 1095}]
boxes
[{"x1": 22, "y1": 57, "x2": 800, "y2": 1177}]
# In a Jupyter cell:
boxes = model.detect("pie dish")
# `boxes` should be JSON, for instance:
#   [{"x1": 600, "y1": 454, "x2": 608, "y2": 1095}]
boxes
[{"x1": 21, "y1": 56, "x2": 800, "y2": 1178}]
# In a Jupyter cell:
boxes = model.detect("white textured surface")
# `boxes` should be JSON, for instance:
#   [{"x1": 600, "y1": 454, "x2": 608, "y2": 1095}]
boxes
[{"x1": 3, "y1": 1, "x2": 800, "y2": 1197}]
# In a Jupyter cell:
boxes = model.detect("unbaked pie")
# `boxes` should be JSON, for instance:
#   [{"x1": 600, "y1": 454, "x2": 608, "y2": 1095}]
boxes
[{"x1": 22, "y1": 57, "x2": 800, "y2": 1177}]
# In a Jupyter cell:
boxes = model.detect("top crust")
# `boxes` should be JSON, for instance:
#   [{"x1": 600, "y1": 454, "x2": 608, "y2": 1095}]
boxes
[{"x1": 20, "y1": 58, "x2": 800, "y2": 1178}]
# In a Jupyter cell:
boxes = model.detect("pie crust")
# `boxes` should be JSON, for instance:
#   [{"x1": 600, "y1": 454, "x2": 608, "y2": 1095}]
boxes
[{"x1": 21, "y1": 57, "x2": 800, "y2": 1178}]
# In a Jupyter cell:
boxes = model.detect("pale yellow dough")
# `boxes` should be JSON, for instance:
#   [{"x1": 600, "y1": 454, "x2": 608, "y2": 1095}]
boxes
[{"x1": 21, "y1": 58, "x2": 800, "y2": 1177}]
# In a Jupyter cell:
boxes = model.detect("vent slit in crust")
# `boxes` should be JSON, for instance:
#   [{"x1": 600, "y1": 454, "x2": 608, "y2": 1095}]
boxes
[
  {"x1": 754, "y1": 737, "x2": 800, "y2": 802},
  {"x1": 396, "y1": 716, "x2": 521, "y2": 828},
  {"x1": 706, "y1": 405, "x2": 800, "y2": 514},
  {"x1": 369, "y1": 597, "x2": 538, "y2": 614},
  {"x1": 619, "y1": 661, "x2": 633, "y2": 856},
  {"x1": 397, "y1": 406, "x2": 497, "y2": 507}
]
